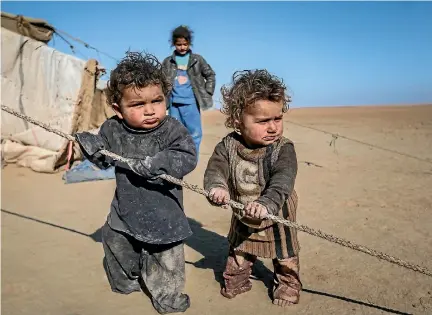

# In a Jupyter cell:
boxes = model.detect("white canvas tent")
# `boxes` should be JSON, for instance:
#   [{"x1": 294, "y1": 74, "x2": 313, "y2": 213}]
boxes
[{"x1": 1, "y1": 12, "x2": 114, "y2": 173}]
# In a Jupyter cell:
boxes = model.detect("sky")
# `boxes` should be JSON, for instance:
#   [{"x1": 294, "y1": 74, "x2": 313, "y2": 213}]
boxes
[{"x1": 2, "y1": 1, "x2": 432, "y2": 108}]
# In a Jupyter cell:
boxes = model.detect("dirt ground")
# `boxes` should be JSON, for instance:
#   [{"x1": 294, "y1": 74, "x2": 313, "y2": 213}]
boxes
[{"x1": 2, "y1": 105, "x2": 432, "y2": 315}]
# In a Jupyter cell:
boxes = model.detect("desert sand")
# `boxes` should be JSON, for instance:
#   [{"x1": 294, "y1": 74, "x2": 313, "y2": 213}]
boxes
[{"x1": 2, "y1": 104, "x2": 432, "y2": 315}]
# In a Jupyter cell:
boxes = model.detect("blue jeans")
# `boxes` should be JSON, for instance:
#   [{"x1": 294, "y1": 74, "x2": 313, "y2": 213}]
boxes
[{"x1": 169, "y1": 103, "x2": 202, "y2": 156}]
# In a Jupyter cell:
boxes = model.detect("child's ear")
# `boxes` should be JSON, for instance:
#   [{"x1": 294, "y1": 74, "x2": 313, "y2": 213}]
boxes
[{"x1": 112, "y1": 103, "x2": 123, "y2": 119}]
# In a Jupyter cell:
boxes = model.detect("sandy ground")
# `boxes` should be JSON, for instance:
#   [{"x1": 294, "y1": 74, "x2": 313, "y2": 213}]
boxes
[{"x1": 2, "y1": 104, "x2": 432, "y2": 315}]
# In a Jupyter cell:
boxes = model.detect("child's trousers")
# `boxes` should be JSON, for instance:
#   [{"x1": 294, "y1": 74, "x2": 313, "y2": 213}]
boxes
[
  {"x1": 221, "y1": 249, "x2": 302, "y2": 306},
  {"x1": 169, "y1": 102, "x2": 202, "y2": 156},
  {"x1": 101, "y1": 222, "x2": 190, "y2": 314}
]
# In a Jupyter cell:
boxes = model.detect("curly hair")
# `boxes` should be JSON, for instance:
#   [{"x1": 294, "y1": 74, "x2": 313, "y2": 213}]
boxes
[
  {"x1": 171, "y1": 25, "x2": 193, "y2": 45},
  {"x1": 106, "y1": 51, "x2": 171, "y2": 106},
  {"x1": 220, "y1": 70, "x2": 291, "y2": 129}
]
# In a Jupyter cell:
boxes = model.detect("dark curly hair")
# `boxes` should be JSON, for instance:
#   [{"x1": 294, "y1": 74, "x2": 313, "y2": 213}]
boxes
[
  {"x1": 106, "y1": 51, "x2": 171, "y2": 106},
  {"x1": 171, "y1": 25, "x2": 193, "y2": 46},
  {"x1": 220, "y1": 70, "x2": 291, "y2": 129}
]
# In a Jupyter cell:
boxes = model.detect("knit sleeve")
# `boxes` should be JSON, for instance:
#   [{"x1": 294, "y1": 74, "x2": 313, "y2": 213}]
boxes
[
  {"x1": 75, "y1": 120, "x2": 115, "y2": 170},
  {"x1": 203, "y1": 140, "x2": 230, "y2": 192},
  {"x1": 256, "y1": 142, "x2": 298, "y2": 215}
]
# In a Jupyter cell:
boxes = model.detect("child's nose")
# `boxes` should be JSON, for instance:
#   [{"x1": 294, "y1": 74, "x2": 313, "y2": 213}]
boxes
[
  {"x1": 143, "y1": 105, "x2": 155, "y2": 115},
  {"x1": 268, "y1": 121, "x2": 277, "y2": 132}
]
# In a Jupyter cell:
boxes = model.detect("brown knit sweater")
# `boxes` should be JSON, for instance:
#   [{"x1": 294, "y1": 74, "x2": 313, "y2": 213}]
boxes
[{"x1": 204, "y1": 132, "x2": 300, "y2": 259}]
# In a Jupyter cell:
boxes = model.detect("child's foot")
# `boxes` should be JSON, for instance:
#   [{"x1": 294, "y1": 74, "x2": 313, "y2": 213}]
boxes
[
  {"x1": 272, "y1": 284, "x2": 300, "y2": 306},
  {"x1": 272, "y1": 256, "x2": 301, "y2": 307},
  {"x1": 272, "y1": 297, "x2": 299, "y2": 307},
  {"x1": 220, "y1": 281, "x2": 252, "y2": 299}
]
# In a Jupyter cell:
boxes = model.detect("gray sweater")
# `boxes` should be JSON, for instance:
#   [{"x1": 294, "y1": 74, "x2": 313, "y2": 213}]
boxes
[{"x1": 75, "y1": 116, "x2": 197, "y2": 244}]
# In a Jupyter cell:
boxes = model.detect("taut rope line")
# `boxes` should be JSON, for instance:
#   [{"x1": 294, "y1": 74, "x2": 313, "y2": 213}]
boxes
[
  {"x1": 2, "y1": 104, "x2": 431, "y2": 277},
  {"x1": 286, "y1": 119, "x2": 432, "y2": 165}
]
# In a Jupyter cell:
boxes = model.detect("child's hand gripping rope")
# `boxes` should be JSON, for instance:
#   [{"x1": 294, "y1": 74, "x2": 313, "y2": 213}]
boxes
[
  {"x1": 208, "y1": 188, "x2": 268, "y2": 220},
  {"x1": 75, "y1": 132, "x2": 161, "y2": 182},
  {"x1": 208, "y1": 187, "x2": 230, "y2": 206},
  {"x1": 244, "y1": 202, "x2": 269, "y2": 220}
]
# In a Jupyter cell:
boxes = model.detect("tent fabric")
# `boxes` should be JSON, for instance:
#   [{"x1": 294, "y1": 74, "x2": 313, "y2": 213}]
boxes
[
  {"x1": 1, "y1": 11, "x2": 55, "y2": 43},
  {"x1": 55, "y1": 59, "x2": 114, "y2": 168},
  {"x1": 1, "y1": 27, "x2": 113, "y2": 173}
]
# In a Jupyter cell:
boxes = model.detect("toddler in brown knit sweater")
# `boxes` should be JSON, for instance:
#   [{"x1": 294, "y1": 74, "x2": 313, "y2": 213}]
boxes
[{"x1": 204, "y1": 69, "x2": 301, "y2": 306}]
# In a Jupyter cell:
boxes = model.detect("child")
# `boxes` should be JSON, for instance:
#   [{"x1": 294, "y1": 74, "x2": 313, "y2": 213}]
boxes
[
  {"x1": 203, "y1": 70, "x2": 301, "y2": 306},
  {"x1": 75, "y1": 52, "x2": 197, "y2": 314},
  {"x1": 162, "y1": 25, "x2": 216, "y2": 156}
]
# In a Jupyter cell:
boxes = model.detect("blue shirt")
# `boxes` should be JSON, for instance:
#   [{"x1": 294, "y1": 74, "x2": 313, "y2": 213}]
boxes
[{"x1": 171, "y1": 53, "x2": 196, "y2": 105}]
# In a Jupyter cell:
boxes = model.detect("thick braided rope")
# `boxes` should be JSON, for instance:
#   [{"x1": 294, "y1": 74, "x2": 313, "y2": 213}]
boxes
[
  {"x1": 1, "y1": 105, "x2": 76, "y2": 141},
  {"x1": 2, "y1": 104, "x2": 431, "y2": 277}
]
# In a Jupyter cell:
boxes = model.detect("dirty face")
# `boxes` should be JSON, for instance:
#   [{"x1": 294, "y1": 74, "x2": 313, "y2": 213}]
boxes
[
  {"x1": 174, "y1": 37, "x2": 190, "y2": 55},
  {"x1": 235, "y1": 100, "x2": 284, "y2": 148},
  {"x1": 113, "y1": 84, "x2": 167, "y2": 130}
]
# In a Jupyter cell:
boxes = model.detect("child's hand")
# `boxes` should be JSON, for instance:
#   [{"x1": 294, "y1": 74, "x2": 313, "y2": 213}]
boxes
[
  {"x1": 245, "y1": 202, "x2": 268, "y2": 220},
  {"x1": 208, "y1": 188, "x2": 230, "y2": 205},
  {"x1": 75, "y1": 132, "x2": 105, "y2": 156}
]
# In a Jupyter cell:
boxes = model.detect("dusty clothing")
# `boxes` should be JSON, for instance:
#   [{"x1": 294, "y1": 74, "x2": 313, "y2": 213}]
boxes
[
  {"x1": 204, "y1": 132, "x2": 300, "y2": 259},
  {"x1": 272, "y1": 256, "x2": 302, "y2": 306},
  {"x1": 220, "y1": 251, "x2": 254, "y2": 299},
  {"x1": 75, "y1": 115, "x2": 197, "y2": 244},
  {"x1": 221, "y1": 249, "x2": 301, "y2": 304},
  {"x1": 75, "y1": 116, "x2": 197, "y2": 314},
  {"x1": 102, "y1": 223, "x2": 190, "y2": 314},
  {"x1": 162, "y1": 51, "x2": 216, "y2": 111},
  {"x1": 229, "y1": 191, "x2": 299, "y2": 259},
  {"x1": 204, "y1": 132, "x2": 302, "y2": 303}
]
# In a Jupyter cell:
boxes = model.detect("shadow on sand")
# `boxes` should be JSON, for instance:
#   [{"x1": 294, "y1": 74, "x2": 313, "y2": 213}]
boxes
[{"x1": 2, "y1": 209, "x2": 411, "y2": 315}]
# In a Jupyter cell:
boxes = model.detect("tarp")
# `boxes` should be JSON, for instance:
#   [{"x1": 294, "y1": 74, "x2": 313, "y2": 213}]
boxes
[
  {"x1": 62, "y1": 159, "x2": 115, "y2": 184},
  {"x1": 1, "y1": 27, "x2": 114, "y2": 173},
  {"x1": 1, "y1": 11, "x2": 55, "y2": 43}
]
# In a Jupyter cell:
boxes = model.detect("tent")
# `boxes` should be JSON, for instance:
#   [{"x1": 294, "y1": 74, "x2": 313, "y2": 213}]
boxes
[
  {"x1": 1, "y1": 11, "x2": 55, "y2": 43},
  {"x1": 1, "y1": 12, "x2": 114, "y2": 173}
]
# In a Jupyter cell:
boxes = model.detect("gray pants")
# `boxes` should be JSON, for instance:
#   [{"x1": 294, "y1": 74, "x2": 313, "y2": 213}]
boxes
[{"x1": 102, "y1": 223, "x2": 190, "y2": 314}]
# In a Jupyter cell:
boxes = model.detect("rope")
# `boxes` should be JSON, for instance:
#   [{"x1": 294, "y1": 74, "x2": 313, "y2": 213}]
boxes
[
  {"x1": 54, "y1": 28, "x2": 119, "y2": 62},
  {"x1": 1, "y1": 105, "x2": 75, "y2": 141},
  {"x1": 286, "y1": 120, "x2": 432, "y2": 165},
  {"x1": 2, "y1": 104, "x2": 431, "y2": 278}
]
